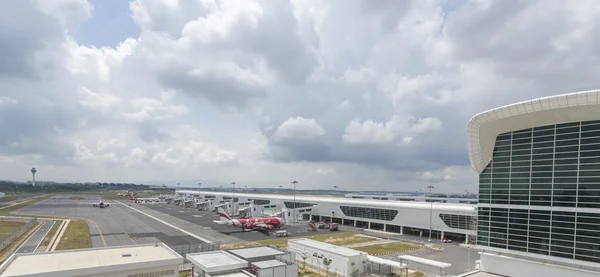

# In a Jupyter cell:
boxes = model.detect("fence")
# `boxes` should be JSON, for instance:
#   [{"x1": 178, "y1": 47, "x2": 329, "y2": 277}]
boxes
[{"x1": 0, "y1": 217, "x2": 38, "y2": 252}]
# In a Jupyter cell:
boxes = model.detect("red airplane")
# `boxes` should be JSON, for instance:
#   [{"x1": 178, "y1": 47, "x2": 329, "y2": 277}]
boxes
[
  {"x1": 92, "y1": 200, "x2": 109, "y2": 208},
  {"x1": 214, "y1": 207, "x2": 283, "y2": 231}
]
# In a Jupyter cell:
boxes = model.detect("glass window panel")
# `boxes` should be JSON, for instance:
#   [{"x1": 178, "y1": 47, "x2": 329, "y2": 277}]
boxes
[
  {"x1": 581, "y1": 120, "x2": 600, "y2": 126},
  {"x1": 554, "y1": 165, "x2": 578, "y2": 171},
  {"x1": 577, "y1": 171, "x2": 600, "y2": 177},
  {"x1": 513, "y1": 132, "x2": 532, "y2": 139},
  {"x1": 534, "y1": 129, "x2": 555, "y2": 136},
  {"x1": 579, "y1": 163, "x2": 600, "y2": 170},
  {"x1": 531, "y1": 165, "x2": 553, "y2": 172},
  {"x1": 512, "y1": 149, "x2": 532, "y2": 156},
  {"x1": 531, "y1": 178, "x2": 553, "y2": 183},
  {"x1": 582, "y1": 124, "x2": 600, "y2": 132},
  {"x1": 531, "y1": 183, "x2": 552, "y2": 189},
  {"x1": 492, "y1": 173, "x2": 510, "y2": 178},
  {"x1": 495, "y1": 140, "x2": 511, "y2": 147},
  {"x1": 578, "y1": 202, "x2": 600, "y2": 209},
  {"x1": 532, "y1": 172, "x2": 552, "y2": 177},
  {"x1": 556, "y1": 122, "x2": 579, "y2": 128},
  {"x1": 533, "y1": 136, "x2": 555, "y2": 143},
  {"x1": 512, "y1": 143, "x2": 532, "y2": 150},
  {"x1": 512, "y1": 166, "x2": 533, "y2": 172},
  {"x1": 556, "y1": 126, "x2": 580, "y2": 134},
  {"x1": 554, "y1": 146, "x2": 579, "y2": 153},
  {"x1": 580, "y1": 150, "x2": 600, "y2": 157},
  {"x1": 580, "y1": 144, "x2": 600, "y2": 151},
  {"x1": 555, "y1": 139, "x2": 579, "y2": 147},
  {"x1": 494, "y1": 151, "x2": 511, "y2": 157},
  {"x1": 556, "y1": 133, "x2": 580, "y2": 140},
  {"x1": 493, "y1": 162, "x2": 510, "y2": 168},
  {"x1": 497, "y1": 134, "x2": 512, "y2": 140},
  {"x1": 553, "y1": 183, "x2": 577, "y2": 190},
  {"x1": 578, "y1": 177, "x2": 600, "y2": 183},
  {"x1": 553, "y1": 177, "x2": 578, "y2": 183},
  {"x1": 494, "y1": 157, "x2": 511, "y2": 162},
  {"x1": 581, "y1": 130, "x2": 600, "y2": 138},
  {"x1": 513, "y1": 138, "x2": 533, "y2": 145},
  {"x1": 554, "y1": 158, "x2": 578, "y2": 165},
  {"x1": 555, "y1": 152, "x2": 579, "y2": 159},
  {"x1": 580, "y1": 137, "x2": 600, "y2": 145},
  {"x1": 532, "y1": 148, "x2": 554, "y2": 154},
  {"x1": 579, "y1": 157, "x2": 600, "y2": 164},
  {"x1": 494, "y1": 146, "x2": 512, "y2": 152},
  {"x1": 554, "y1": 171, "x2": 578, "y2": 177},
  {"x1": 511, "y1": 172, "x2": 531, "y2": 178},
  {"x1": 493, "y1": 167, "x2": 511, "y2": 173}
]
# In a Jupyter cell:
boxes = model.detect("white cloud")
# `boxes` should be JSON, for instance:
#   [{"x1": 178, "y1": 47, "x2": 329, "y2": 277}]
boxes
[
  {"x1": 272, "y1": 117, "x2": 326, "y2": 141},
  {"x1": 343, "y1": 115, "x2": 442, "y2": 144},
  {"x1": 4, "y1": 0, "x2": 600, "y2": 192},
  {"x1": 0, "y1": 97, "x2": 17, "y2": 105}
]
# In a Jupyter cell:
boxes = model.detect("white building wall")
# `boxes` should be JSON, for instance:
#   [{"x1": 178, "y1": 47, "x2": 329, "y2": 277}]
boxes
[
  {"x1": 479, "y1": 252, "x2": 600, "y2": 277},
  {"x1": 288, "y1": 241, "x2": 367, "y2": 277},
  {"x1": 57, "y1": 265, "x2": 179, "y2": 277}
]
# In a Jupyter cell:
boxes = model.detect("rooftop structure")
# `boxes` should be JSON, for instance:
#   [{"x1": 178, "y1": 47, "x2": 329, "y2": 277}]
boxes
[
  {"x1": 228, "y1": 246, "x2": 285, "y2": 261},
  {"x1": 0, "y1": 243, "x2": 183, "y2": 277},
  {"x1": 186, "y1": 251, "x2": 247, "y2": 275},
  {"x1": 288, "y1": 238, "x2": 365, "y2": 257}
]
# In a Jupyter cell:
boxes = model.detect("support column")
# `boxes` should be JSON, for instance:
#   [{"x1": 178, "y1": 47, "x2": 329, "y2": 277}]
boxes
[
  {"x1": 368, "y1": 222, "x2": 371, "y2": 229},
  {"x1": 342, "y1": 218, "x2": 344, "y2": 225},
  {"x1": 465, "y1": 235, "x2": 469, "y2": 244},
  {"x1": 419, "y1": 230, "x2": 423, "y2": 237},
  {"x1": 384, "y1": 224, "x2": 387, "y2": 232},
  {"x1": 400, "y1": 226, "x2": 403, "y2": 235},
  {"x1": 354, "y1": 220, "x2": 357, "y2": 227},
  {"x1": 441, "y1": 231, "x2": 445, "y2": 241}
]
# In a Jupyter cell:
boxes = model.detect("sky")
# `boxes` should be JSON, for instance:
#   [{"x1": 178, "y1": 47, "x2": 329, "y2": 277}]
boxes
[{"x1": 2, "y1": 0, "x2": 600, "y2": 193}]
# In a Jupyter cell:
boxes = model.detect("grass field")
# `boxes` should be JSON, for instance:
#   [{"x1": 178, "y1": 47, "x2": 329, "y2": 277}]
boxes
[
  {"x1": 68, "y1": 196, "x2": 85, "y2": 200},
  {"x1": 221, "y1": 232, "x2": 377, "y2": 250},
  {"x1": 38, "y1": 220, "x2": 62, "y2": 249},
  {"x1": 0, "y1": 221, "x2": 26, "y2": 241},
  {"x1": 55, "y1": 220, "x2": 92, "y2": 250},
  {"x1": 351, "y1": 241, "x2": 422, "y2": 255}
]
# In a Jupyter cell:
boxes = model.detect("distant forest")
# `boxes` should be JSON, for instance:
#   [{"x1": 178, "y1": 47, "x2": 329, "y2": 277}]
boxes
[{"x1": 0, "y1": 181, "x2": 153, "y2": 193}]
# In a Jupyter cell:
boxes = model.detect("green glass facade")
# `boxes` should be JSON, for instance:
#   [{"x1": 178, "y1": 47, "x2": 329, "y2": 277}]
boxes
[{"x1": 477, "y1": 120, "x2": 600, "y2": 264}]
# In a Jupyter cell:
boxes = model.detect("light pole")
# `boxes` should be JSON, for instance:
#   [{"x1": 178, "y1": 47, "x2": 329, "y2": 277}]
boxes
[
  {"x1": 198, "y1": 182, "x2": 202, "y2": 192},
  {"x1": 291, "y1": 181, "x2": 298, "y2": 224},
  {"x1": 231, "y1": 182, "x2": 236, "y2": 214},
  {"x1": 427, "y1": 185, "x2": 435, "y2": 242}
]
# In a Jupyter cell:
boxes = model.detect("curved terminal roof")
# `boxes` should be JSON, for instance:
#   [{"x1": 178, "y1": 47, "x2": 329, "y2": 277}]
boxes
[
  {"x1": 467, "y1": 89, "x2": 600, "y2": 174},
  {"x1": 176, "y1": 190, "x2": 476, "y2": 214}
]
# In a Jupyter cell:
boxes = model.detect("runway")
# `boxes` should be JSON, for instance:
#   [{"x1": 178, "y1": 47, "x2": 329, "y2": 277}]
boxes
[{"x1": 13, "y1": 195, "x2": 206, "y2": 248}]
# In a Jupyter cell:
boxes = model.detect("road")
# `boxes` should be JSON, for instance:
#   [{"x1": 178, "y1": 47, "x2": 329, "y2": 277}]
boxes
[{"x1": 15, "y1": 219, "x2": 55, "y2": 253}]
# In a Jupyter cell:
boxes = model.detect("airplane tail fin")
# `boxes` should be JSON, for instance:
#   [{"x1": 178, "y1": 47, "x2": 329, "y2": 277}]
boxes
[{"x1": 217, "y1": 207, "x2": 233, "y2": 222}]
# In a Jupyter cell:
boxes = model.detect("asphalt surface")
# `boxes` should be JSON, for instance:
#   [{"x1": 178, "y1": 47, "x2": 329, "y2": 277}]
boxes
[
  {"x1": 140, "y1": 202, "x2": 338, "y2": 241},
  {"x1": 353, "y1": 229, "x2": 479, "y2": 276},
  {"x1": 13, "y1": 195, "x2": 205, "y2": 248},
  {"x1": 15, "y1": 219, "x2": 55, "y2": 253}
]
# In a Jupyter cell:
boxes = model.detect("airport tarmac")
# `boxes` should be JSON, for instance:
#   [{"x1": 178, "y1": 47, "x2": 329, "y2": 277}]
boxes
[
  {"x1": 140, "y1": 202, "x2": 339, "y2": 241},
  {"x1": 12, "y1": 195, "x2": 207, "y2": 248}
]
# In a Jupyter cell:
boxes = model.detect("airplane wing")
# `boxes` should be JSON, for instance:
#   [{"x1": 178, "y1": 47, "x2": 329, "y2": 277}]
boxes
[{"x1": 255, "y1": 223, "x2": 274, "y2": 230}]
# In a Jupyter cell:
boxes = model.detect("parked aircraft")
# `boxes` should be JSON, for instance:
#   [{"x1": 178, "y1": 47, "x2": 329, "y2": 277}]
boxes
[{"x1": 214, "y1": 207, "x2": 283, "y2": 231}]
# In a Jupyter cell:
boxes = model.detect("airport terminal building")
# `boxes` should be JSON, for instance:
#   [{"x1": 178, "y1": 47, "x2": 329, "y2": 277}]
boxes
[
  {"x1": 174, "y1": 190, "x2": 477, "y2": 242},
  {"x1": 468, "y1": 90, "x2": 600, "y2": 276}
]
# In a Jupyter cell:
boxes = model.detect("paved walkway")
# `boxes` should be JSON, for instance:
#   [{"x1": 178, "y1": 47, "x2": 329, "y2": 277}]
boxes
[{"x1": 344, "y1": 239, "x2": 403, "y2": 248}]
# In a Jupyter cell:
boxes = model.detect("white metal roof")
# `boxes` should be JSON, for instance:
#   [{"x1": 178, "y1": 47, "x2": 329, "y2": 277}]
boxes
[
  {"x1": 288, "y1": 238, "x2": 366, "y2": 257},
  {"x1": 0, "y1": 243, "x2": 182, "y2": 277},
  {"x1": 367, "y1": 256, "x2": 406, "y2": 269},
  {"x1": 467, "y1": 89, "x2": 600, "y2": 173},
  {"x1": 208, "y1": 272, "x2": 253, "y2": 277},
  {"x1": 228, "y1": 247, "x2": 284, "y2": 259},
  {"x1": 252, "y1": 260, "x2": 287, "y2": 269},
  {"x1": 177, "y1": 190, "x2": 476, "y2": 213},
  {"x1": 398, "y1": 255, "x2": 451, "y2": 268},
  {"x1": 186, "y1": 251, "x2": 247, "y2": 273}
]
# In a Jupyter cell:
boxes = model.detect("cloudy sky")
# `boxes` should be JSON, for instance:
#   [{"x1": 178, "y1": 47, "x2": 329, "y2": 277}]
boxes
[{"x1": 2, "y1": 0, "x2": 600, "y2": 192}]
